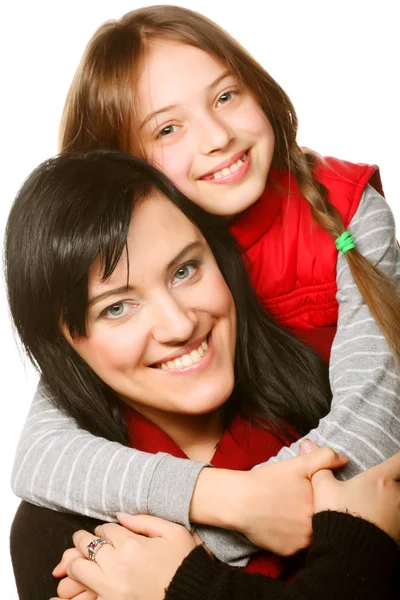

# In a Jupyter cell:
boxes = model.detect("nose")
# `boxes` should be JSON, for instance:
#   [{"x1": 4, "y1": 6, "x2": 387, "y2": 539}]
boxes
[
  {"x1": 196, "y1": 112, "x2": 233, "y2": 155},
  {"x1": 151, "y1": 294, "x2": 197, "y2": 345}
]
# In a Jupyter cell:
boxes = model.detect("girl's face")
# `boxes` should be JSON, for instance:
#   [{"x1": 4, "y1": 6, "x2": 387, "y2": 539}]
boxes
[
  {"x1": 136, "y1": 40, "x2": 275, "y2": 217},
  {"x1": 68, "y1": 193, "x2": 236, "y2": 431}
]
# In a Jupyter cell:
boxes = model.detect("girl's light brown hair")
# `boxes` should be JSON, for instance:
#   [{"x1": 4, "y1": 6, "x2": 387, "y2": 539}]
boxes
[{"x1": 59, "y1": 5, "x2": 400, "y2": 364}]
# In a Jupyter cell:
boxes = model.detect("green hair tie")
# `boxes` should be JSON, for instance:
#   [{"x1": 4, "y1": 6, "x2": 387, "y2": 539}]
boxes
[{"x1": 336, "y1": 231, "x2": 355, "y2": 254}]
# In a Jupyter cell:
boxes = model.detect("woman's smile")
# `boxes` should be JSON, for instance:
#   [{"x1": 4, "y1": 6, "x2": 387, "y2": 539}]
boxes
[{"x1": 68, "y1": 191, "x2": 236, "y2": 427}]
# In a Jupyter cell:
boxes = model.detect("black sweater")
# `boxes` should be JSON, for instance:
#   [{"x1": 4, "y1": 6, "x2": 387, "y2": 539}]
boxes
[
  {"x1": 166, "y1": 512, "x2": 400, "y2": 600},
  {"x1": 10, "y1": 502, "x2": 400, "y2": 599}
]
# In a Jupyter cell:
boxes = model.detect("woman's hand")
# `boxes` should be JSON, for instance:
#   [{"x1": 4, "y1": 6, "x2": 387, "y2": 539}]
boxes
[
  {"x1": 191, "y1": 445, "x2": 348, "y2": 556},
  {"x1": 53, "y1": 515, "x2": 197, "y2": 600},
  {"x1": 311, "y1": 450, "x2": 400, "y2": 543}
]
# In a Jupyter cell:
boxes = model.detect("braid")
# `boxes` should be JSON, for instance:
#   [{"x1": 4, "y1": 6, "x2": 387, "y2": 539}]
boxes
[{"x1": 290, "y1": 147, "x2": 400, "y2": 366}]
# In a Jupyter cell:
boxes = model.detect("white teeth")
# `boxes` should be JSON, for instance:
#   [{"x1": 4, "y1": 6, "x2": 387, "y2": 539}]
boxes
[
  {"x1": 212, "y1": 154, "x2": 247, "y2": 180},
  {"x1": 181, "y1": 354, "x2": 193, "y2": 367},
  {"x1": 191, "y1": 350, "x2": 201, "y2": 363},
  {"x1": 175, "y1": 357, "x2": 184, "y2": 369},
  {"x1": 158, "y1": 338, "x2": 209, "y2": 371}
]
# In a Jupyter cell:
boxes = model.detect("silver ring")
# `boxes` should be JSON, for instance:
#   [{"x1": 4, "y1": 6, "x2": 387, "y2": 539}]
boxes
[{"x1": 86, "y1": 537, "x2": 113, "y2": 561}]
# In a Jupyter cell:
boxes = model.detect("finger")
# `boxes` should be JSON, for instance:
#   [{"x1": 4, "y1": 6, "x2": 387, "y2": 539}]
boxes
[
  {"x1": 94, "y1": 522, "x2": 138, "y2": 548},
  {"x1": 303, "y1": 446, "x2": 348, "y2": 478},
  {"x1": 66, "y1": 556, "x2": 104, "y2": 594},
  {"x1": 53, "y1": 548, "x2": 83, "y2": 577},
  {"x1": 300, "y1": 439, "x2": 320, "y2": 455},
  {"x1": 116, "y1": 513, "x2": 183, "y2": 538},
  {"x1": 311, "y1": 468, "x2": 338, "y2": 488},
  {"x1": 51, "y1": 591, "x2": 98, "y2": 600},
  {"x1": 70, "y1": 591, "x2": 98, "y2": 600},
  {"x1": 57, "y1": 575, "x2": 88, "y2": 598},
  {"x1": 72, "y1": 530, "x2": 114, "y2": 565}
]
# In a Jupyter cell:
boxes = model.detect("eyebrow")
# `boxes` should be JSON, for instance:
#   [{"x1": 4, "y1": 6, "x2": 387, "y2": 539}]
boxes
[
  {"x1": 166, "y1": 240, "x2": 203, "y2": 270},
  {"x1": 88, "y1": 241, "x2": 204, "y2": 306},
  {"x1": 139, "y1": 70, "x2": 234, "y2": 130},
  {"x1": 89, "y1": 285, "x2": 134, "y2": 307}
]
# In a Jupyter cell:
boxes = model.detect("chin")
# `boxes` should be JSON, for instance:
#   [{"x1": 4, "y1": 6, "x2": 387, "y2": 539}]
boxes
[{"x1": 183, "y1": 379, "x2": 234, "y2": 415}]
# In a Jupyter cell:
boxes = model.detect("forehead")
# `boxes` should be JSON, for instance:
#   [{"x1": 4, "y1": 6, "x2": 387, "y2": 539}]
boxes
[
  {"x1": 137, "y1": 40, "x2": 227, "y2": 109},
  {"x1": 89, "y1": 192, "x2": 202, "y2": 289}
]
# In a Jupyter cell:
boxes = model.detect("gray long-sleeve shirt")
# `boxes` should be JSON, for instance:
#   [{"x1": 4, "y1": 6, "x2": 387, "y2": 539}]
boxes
[{"x1": 11, "y1": 185, "x2": 400, "y2": 564}]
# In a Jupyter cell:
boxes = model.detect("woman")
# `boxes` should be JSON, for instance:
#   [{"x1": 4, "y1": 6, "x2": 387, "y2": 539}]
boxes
[{"x1": 6, "y1": 150, "x2": 400, "y2": 599}]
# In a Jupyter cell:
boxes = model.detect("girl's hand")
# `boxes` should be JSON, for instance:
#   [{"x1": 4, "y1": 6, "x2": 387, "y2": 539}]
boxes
[
  {"x1": 192, "y1": 445, "x2": 348, "y2": 556},
  {"x1": 53, "y1": 515, "x2": 197, "y2": 600},
  {"x1": 311, "y1": 450, "x2": 400, "y2": 543}
]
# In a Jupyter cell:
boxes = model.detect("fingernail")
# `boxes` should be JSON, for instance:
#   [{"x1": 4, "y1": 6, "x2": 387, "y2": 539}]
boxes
[
  {"x1": 300, "y1": 439, "x2": 317, "y2": 454},
  {"x1": 339, "y1": 452, "x2": 348, "y2": 461}
]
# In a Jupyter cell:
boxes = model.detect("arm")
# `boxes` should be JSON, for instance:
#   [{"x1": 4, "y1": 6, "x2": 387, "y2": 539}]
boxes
[
  {"x1": 193, "y1": 185, "x2": 400, "y2": 562},
  {"x1": 12, "y1": 383, "x2": 205, "y2": 525},
  {"x1": 252, "y1": 185, "x2": 400, "y2": 473},
  {"x1": 12, "y1": 385, "x2": 348, "y2": 567},
  {"x1": 167, "y1": 513, "x2": 399, "y2": 600},
  {"x1": 57, "y1": 448, "x2": 400, "y2": 600}
]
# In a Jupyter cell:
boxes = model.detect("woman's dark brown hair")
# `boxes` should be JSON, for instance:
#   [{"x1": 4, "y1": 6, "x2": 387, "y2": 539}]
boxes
[
  {"x1": 5, "y1": 151, "x2": 331, "y2": 444},
  {"x1": 59, "y1": 5, "x2": 400, "y2": 364}
]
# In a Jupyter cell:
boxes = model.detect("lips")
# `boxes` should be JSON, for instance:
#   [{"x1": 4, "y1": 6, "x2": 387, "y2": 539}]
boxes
[
  {"x1": 199, "y1": 150, "x2": 249, "y2": 180},
  {"x1": 150, "y1": 333, "x2": 210, "y2": 368}
]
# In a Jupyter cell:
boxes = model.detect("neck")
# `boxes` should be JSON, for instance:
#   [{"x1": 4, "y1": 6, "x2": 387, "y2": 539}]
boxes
[{"x1": 128, "y1": 403, "x2": 224, "y2": 462}]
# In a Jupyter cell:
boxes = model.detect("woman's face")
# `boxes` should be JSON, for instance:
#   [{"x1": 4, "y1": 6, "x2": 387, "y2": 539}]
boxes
[
  {"x1": 68, "y1": 192, "x2": 236, "y2": 428},
  {"x1": 135, "y1": 40, "x2": 275, "y2": 217}
]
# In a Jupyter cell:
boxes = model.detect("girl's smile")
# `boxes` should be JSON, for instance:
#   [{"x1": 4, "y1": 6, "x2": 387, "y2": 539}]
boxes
[{"x1": 136, "y1": 40, "x2": 275, "y2": 217}]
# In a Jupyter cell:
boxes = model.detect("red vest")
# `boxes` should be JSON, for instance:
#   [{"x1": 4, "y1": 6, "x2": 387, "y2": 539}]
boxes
[
  {"x1": 230, "y1": 157, "x2": 382, "y2": 361},
  {"x1": 124, "y1": 407, "x2": 288, "y2": 578}
]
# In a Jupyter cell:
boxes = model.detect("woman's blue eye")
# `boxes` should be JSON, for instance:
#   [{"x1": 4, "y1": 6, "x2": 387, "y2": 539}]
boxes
[{"x1": 173, "y1": 264, "x2": 195, "y2": 282}]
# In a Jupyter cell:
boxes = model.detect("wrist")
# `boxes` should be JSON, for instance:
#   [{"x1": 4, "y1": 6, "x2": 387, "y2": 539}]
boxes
[{"x1": 189, "y1": 467, "x2": 248, "y2": 530}]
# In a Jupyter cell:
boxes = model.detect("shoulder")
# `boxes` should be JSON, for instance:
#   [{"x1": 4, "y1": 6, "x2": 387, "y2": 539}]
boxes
[
  {"x1": 11, "y1": 501, "x2": 103, "y2": 599},
  {"x1": 313, "y1": 155, "x2": 384, "y2": 225},
  {"x1": 350, "y1": 184, "x2": 395, "y2": 230}
]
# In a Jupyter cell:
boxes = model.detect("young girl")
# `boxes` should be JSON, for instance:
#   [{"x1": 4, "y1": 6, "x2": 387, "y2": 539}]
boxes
[
  {"x1": 12, "y1": 6, "x2": 400, "y2": 565},
  {"x1": 7, "y1": 151, "x2": 400, "y2": 600}
]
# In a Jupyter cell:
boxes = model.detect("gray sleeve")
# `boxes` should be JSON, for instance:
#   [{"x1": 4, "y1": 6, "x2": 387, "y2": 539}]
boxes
[
  {"x1": 11, "y1": 383, "x2": 206, "y2": 526},
  {"x1": 196, "y1": 185, "x2": 400, "y2": 565},
  {"x1": 251, "y1": 184, "x2": 400, "y2": 475},
  {"x1": 13, "y1": 386, "x2": 255, "y2": 564}
]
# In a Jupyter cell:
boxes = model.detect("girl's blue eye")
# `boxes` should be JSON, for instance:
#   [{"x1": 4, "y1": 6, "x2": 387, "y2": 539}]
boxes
[
  {"x1": 105, "y1": 303, "x2": 127, "y2": 319},
  {"x1": 157, "y1": 124, "x2": 179, "y2": 138},
  {"x1": 217, "y1": 91, "x2": 235, "y2": 106}
]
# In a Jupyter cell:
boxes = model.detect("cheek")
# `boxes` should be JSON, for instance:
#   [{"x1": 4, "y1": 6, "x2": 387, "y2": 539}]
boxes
[
  {"x1": 237, "y1": 100, "x2": 274, "y2": 138},
  {"x1": 72, "y1": 328, "x2": 143, "y2": 376},
  {"x1": 148, "y1": 145, "x2": 194, "y2": 195},
  {"x1": 200, "y1": 271, "x2": 235, "y2": 324}
]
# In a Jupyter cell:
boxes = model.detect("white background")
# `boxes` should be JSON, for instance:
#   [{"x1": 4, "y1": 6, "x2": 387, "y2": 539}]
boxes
[{"x1": 1, "y1": 1, "x2": 398, "y2": 596}]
